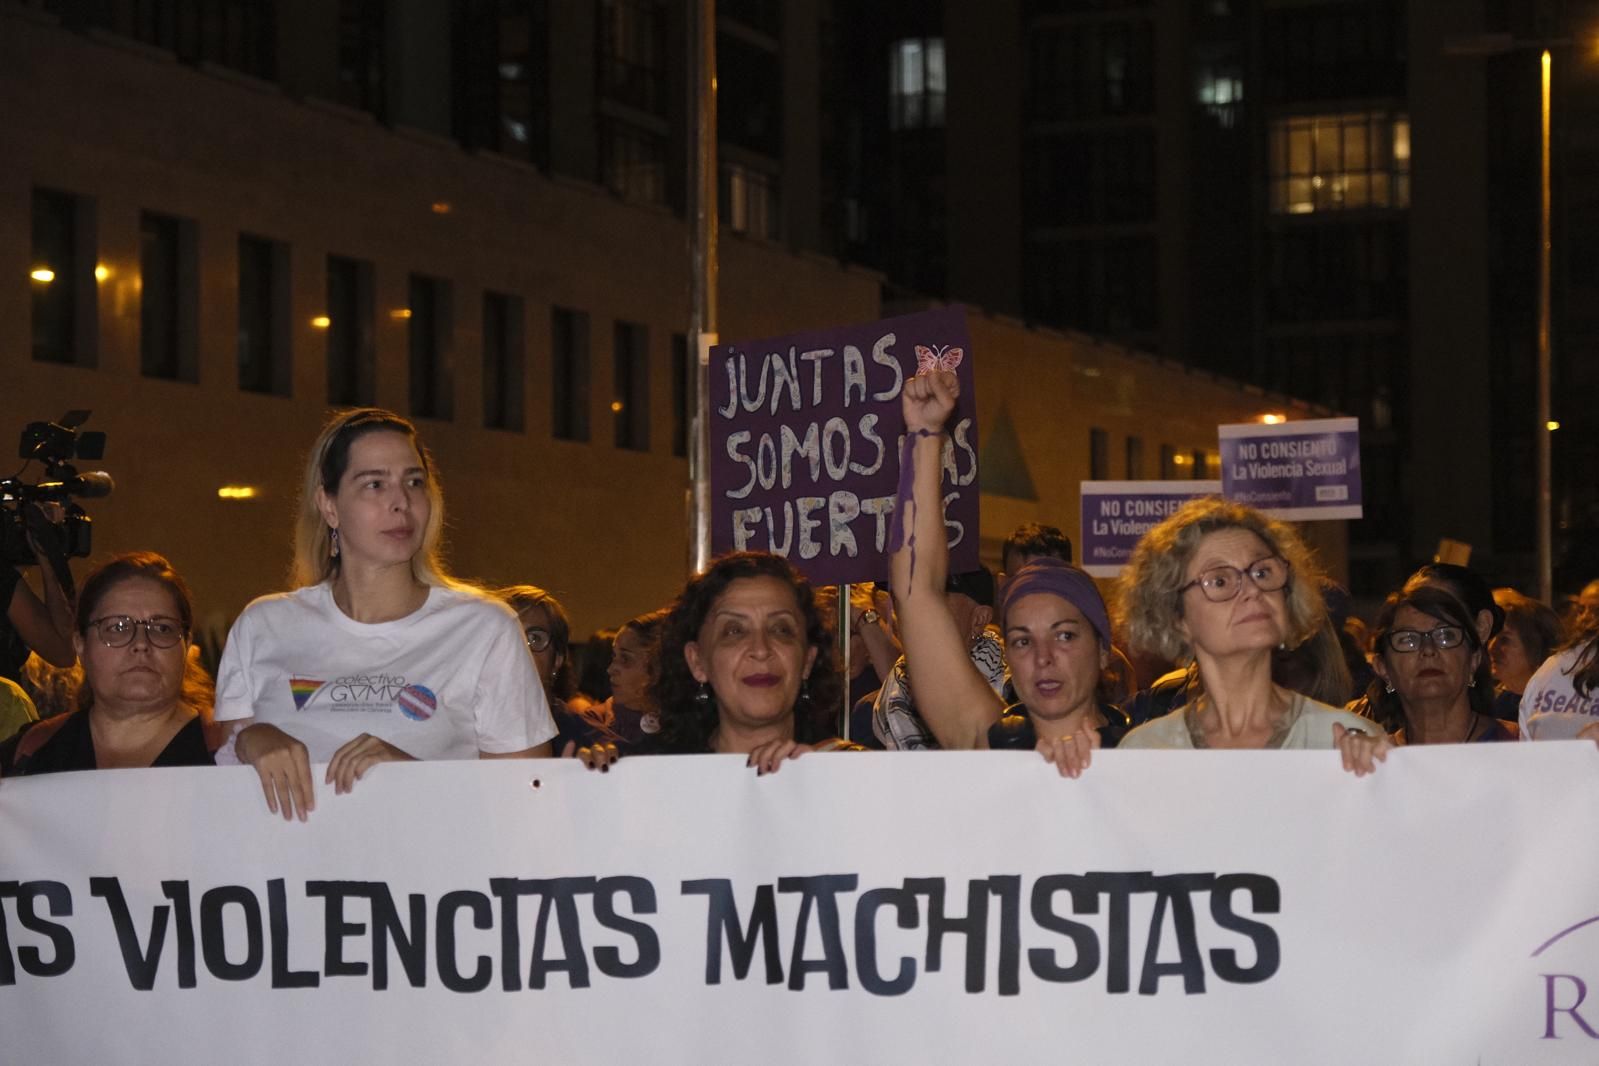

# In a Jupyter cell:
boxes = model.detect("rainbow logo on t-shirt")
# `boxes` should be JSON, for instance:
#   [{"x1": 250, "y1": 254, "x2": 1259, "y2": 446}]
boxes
[{"x1": 290, "y1": 677, "x2": 326, "y2": 710}]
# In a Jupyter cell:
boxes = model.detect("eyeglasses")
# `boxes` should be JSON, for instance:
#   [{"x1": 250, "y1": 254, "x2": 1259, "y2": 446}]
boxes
[
  {"x1": 89, "y1": 615, "x2": 186, "y2": 649},
  {"x1": 1384, "y1": 625, "x2": 1466, "y2": 654},
  {"x1": 524, "y1": 627, "x2": 552, "y2": 652},
  {"x1": 1179, "y1": 555, "x2": 1291, "y2": 603}
]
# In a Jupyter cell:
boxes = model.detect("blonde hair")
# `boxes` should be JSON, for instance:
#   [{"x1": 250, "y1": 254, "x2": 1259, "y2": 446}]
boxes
[
  {"x1": 1116, "y1": 496, "x2": 1327, "y2": 663},
  {"x1": 292, "y1": 408, "x2": 461, "y2": 590}
]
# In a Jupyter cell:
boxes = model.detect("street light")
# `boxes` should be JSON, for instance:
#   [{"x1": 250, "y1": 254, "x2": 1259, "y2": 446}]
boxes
[
  {"x1": 1445, "y1": 34, "x2": 1567, "y2": 602},
  {"x1": 1538, "y1": 48, "x2": 1552, "y2": 604},
  {"x1": 686, "y1": 0, "x2": 719, "y2": 576}
]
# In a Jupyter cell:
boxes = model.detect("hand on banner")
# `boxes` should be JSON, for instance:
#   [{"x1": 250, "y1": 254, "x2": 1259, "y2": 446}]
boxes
[
  {"x1": 747, "y1": 738, "x2": 816, "y2": 775},
  {"x1": 326, "y1": 733, "x2": 417, "y2": 794},
  {"x1": 564, "y1": 740, "x2": 621, "y2": 772},
  {"x1": 1578, "y1": 720, "x2": 1599, "y2": 748},
  {"x1": 901, "y1": 369, "x2": 959, "y2": 435},
  {"x1": 237, "y1": 723, "x2": 315, "y2": 821},
  {"x1": 1333, "y1": 723, "x2": 1392, "y2": 777},
  {"x1": 1037, "y1": 728, "x2": 1100, "y2": 779}
]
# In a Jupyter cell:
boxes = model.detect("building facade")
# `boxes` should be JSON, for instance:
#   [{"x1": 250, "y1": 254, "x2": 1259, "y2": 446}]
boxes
[{"x1": 3, "y1": 2, "x2": 1328, "y2": 639}]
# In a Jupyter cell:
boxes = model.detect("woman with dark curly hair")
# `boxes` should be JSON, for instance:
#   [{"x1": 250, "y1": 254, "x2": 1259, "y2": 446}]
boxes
[{"x1": 653, "y1": 551, "x2": 847, "y2": 772}]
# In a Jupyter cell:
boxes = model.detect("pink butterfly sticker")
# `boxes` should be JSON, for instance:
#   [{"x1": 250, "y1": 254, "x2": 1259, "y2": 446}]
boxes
[{"x1": 914, "y1": 344, "x2": 965, "y2": 375}]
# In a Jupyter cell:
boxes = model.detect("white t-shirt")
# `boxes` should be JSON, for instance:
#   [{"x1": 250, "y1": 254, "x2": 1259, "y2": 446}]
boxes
[
  {"x1": 214, "y1": 582, "x2": 556, "y2": 762},
  {"x1": 1519, "y1": 643, "x2": 1599, "y2": 741}
]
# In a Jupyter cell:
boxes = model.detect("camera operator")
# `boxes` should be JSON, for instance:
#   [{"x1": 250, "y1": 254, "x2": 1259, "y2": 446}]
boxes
[{"x1": 2, "y1": 502, "x2": 77, "y2": 683}]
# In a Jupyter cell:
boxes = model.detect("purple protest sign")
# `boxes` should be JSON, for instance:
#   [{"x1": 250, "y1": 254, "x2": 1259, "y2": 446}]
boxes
[
  {"x1": 710, "y1": 306, "x2": 979, "y2": 586},
  {"x1": 1219, "y1": 417, "x2": 1363, "y2": 521},
  {"x1": 1080, "y1": 480, "x2": 1222, "y2": 578}
]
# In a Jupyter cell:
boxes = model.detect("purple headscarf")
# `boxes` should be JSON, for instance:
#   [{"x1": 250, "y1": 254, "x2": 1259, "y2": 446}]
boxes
[{"x1": 997, "y1": 558, "x2": 1113, "y2": 648}]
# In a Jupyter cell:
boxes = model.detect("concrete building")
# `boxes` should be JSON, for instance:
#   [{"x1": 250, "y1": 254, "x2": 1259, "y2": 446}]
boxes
[{"x1": 3, "y1": 2, "x2": 1333, "y2": 643}]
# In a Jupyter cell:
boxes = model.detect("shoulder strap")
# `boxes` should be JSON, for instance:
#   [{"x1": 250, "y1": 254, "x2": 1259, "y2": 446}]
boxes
[{"x1": 16, "y1": 713, "x2": 73, "y2": 761}]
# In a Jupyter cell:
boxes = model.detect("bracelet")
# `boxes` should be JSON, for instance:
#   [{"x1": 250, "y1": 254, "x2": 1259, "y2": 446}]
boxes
[{"x1": 216, "y1": 727, "x2": 244, "y2": 766}]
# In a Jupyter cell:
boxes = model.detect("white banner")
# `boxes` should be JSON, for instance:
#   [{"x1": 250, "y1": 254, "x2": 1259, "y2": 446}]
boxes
[{"x1": 4, "y1": 745, "x2": 1599, "y2": 1064}]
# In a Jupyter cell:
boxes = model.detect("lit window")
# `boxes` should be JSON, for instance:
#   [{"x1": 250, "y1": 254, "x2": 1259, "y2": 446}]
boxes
[
  {"x1": 890, "y1": 38, "x2": 946, "y2": 131},
  {"x1": 1196, "y1": 67, "x2": 1244, "y2": 128},
  {"x1": 1269, "y1": 112, "x2": 1411, "y2": 215},
  {"x1": 721, "y1": 163, "x2": 779, "y2": 240}
]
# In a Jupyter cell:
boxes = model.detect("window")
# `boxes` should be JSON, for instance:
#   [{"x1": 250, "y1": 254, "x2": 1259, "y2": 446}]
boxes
[
  {"x1": 140, "y1": 212, "x2": 197, "y2": 381},
  {"x1": 671, "y1": 332, "x2": 690, "y2": 458},
  {"x1": 1024, "y1": 236, "x2": 1158, "y2": 336},
  {"x1": 1125, "y1": 435, "x2": 1144, "y2": 478},
  {"x1": 1025, "y1": 129, "x2": 1155, "y2": 228},
  {"x1": 237, "y1": 234, "x2": 289, "y2": 395},
  {"x1": 326, "y1": 255, "x2": 375, "y2": 406},
  {"x1": 1089, "y1": 428, "x2": 1110, "y2": 480},
  {"x1": 1027, "y1": 20, "x2": 1154, "y2": 120},
  {"x1": 599, "y1": 118, "x2": 667, "y2": 205},
  {"x1": 721, "y1": 163, "x2": 780, "y2": 239},
  {"x1": 720, "y1": 0, "x2": 781, "y2": 36},
  {"x1": 613, "y1": 321, "x2": 650, "y2": 451},
  {"x1": 483, "y1": 291, "x2": 525, "y2": 431},
  {"x1": 598, "y1": 0, "x2": 665, "y2": 114},
  {"x1": 890, "y1": 38, "x2": 946, "y2": 130},
  {"x1": 1263, "y1": 1, "x2": 1404, "y2": 104},
  {"x1": 453, "y1": 0, "x2": 550, "y2": 166},
  {"x1": 1195, "y1": 66, "x2": 1244, "y2": 128},
  {"x1": 1191, "y1": 449, "x2": 1207, "y2": 479},
  {"x1": 338, "y1": 0, "x2": 386, "y2": 116},
  {"x1": 1159, "y1": 444, "x2": 1178, "y2": 479},
  {"x1": 1265, "y1": 219, "x2": 1405, "y2": 322},
  {"x1": 31, "y1": 188, "x2": 95, "y2": 367},
  {"x1": 1269, "y1": 112, "x2": 1410, "y2": 215},
  {"x1": 719, "y1": 34, "x2": 782, "y2": 157},
  {"x1": 552, "y1": 307, "x2": 591, "y2": 442},
  {"x1": 407, "y1": 274, "x2": 452, "y2": 419},
  {"x1": 59, "y1": 0, "x2": 276, "y2": 80}
]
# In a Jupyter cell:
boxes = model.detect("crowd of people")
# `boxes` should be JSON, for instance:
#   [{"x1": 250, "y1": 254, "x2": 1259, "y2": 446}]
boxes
[{"x1": 2, "y1": 371, "x2": 1597, "y2": 808}]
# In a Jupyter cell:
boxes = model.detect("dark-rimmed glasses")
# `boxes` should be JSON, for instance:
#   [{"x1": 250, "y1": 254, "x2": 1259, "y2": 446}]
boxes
[
  {"x1": 1384, "y1": 625, "x2": 1466, "y2": 654},
  {"x1": 89, "y1": 615, "x2": 186, "y2": 649},
  {"x1": 1179, "y1": 555, "x2": 1291, "y2": 603}
]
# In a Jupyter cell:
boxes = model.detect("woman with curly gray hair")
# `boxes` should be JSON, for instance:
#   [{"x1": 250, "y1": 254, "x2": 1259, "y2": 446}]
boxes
[{"x1": 1117, "y1": 497, "x2": 1388, "y2": 773}]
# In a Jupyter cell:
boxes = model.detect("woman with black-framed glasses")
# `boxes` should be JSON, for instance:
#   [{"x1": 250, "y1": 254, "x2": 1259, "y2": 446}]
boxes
[
  {"x1": 1117, "y1": 498, "x2": 1389, "y2": 771},
  {"x1": 0, "y1": 552, "x2": 215, "y2": 776},
  {"x1": 1362, "y1": 583, "x2": 1516, "y2": 744}
]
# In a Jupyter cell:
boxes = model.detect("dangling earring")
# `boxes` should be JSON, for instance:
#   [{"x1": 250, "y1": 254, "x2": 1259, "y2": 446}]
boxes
[
  {"x1": 1384, "y1": 683, "x2": 1395, "y2": 694},
  {"x1": 694, "y1": 681, "x2": 713, "y2": 706},
  {"x1": 329, "y1": 528, "x2": 340, "y2": 559},
  {"x1": 799, "y1": 677, "x2": 813, "y2": 705},
  {"x1": 1468, "y1": 675, "x2": 1477, "y2": 688}
]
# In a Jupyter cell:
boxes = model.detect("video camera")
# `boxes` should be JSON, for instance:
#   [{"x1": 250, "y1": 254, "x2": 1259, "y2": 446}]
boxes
[{"x1": 0, "y1": 410, "x2": 113, "y2": 569}]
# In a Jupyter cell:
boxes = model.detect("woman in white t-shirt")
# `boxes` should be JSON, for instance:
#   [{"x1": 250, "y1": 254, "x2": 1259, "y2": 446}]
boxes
[
  {"x1": 215, "y1": 408, "x2": 555, "y2": 819},
  {"x1": 1520, "y1": 620, "x2": 1599, "y2": 743}
]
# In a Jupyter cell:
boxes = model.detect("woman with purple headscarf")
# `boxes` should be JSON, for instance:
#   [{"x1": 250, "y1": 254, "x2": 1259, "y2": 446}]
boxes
[{"x1": 889, "y1": 370, "x2": 1128, "y2": 777}]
